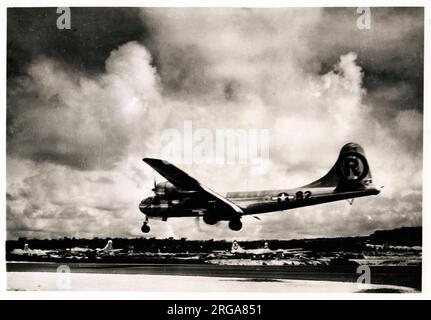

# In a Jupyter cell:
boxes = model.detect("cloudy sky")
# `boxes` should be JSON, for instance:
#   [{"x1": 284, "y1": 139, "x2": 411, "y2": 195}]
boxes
[{"x1": 6, "y1": 7, "x2": 423, "y2": 240}]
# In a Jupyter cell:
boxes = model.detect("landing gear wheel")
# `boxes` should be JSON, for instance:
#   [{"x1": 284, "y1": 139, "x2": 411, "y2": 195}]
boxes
[
  {"x1": 141, "y1": 223, "x2": 150, "y2": 233},
  {"x1": 203, "y1": 213, "x2": 218, "y2": 225},
  {"x1": 228, "y1": 219, "x2": 242, "y2": 231}
]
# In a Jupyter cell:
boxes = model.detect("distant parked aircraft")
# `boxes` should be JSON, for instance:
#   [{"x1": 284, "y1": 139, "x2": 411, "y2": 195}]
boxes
[
  {"x1": 96, "y1": 240, "x2": 122, "y2": 256},
  {"x1": 10, "y1": 243, "x2": 54, "y2": 257}
]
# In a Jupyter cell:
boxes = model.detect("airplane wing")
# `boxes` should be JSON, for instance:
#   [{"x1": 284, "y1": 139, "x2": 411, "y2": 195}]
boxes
[
  {"x1": 143, "y1": 158, "x2": 201, "y2": 191},
  {"x1": 143, "y1": 158, "x2": 243, "y2": 217}
]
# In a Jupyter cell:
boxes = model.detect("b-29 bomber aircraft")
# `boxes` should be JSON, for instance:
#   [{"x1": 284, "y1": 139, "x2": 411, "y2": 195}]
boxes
[{"x1": 139, "y1": 143, "x2": 380, "y2": 233}]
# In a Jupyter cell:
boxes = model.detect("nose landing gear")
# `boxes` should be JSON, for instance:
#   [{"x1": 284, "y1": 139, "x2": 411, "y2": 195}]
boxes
[
  {"x1": 141, "y1": 216, "x2": 150, "y2": 233},
  {"x1": 141, "y1": 223, "x2": 150, "y2": 233}
]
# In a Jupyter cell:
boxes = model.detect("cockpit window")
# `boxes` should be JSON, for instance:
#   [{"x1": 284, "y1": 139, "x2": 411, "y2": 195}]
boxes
[{"x1": 142, "y1": 197, "x2": 153, "y2": 205}]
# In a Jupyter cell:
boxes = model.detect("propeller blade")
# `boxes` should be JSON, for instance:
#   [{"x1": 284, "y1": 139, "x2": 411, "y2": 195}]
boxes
[{"x1": 194, "y1": 216, "x2": 203, "y2": 231}]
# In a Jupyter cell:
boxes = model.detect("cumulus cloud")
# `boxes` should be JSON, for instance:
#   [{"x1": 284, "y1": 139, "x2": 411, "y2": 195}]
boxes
[
  {"x1": 8, "y1": 41, "x2": 163, "y2": 170},
  {"x1": 6, "y1": 8, "x2": 423, "y2": 240}
]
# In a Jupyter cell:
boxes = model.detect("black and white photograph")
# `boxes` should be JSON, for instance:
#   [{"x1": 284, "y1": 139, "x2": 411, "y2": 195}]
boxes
[{"x1": 4, "y1": 4, "x2": 425, "y2": 296}]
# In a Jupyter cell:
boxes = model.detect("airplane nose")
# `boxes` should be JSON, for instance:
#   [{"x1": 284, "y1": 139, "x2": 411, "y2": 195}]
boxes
[
  {"x1": 140, "y1": 197, "x2": 155, "y2": 214},
  {"x1": 139, "y1": 201, "x2": 149, "y2": 214}
]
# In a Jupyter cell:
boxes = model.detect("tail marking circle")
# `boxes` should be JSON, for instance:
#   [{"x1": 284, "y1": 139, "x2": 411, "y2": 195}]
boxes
[{"x1": 337, "y1": 152, "x2": 369, "y2": 182}]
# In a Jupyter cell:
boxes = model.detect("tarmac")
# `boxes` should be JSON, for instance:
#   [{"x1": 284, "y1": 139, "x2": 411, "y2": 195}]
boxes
[{"x1": 7, "y1": 262, "x2": 420, "y2": 293}]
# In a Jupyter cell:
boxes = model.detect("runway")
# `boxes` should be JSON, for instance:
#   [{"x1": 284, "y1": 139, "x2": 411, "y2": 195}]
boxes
[{"x1": 7, "y1": 262, "x2": 420, "y2": 293}]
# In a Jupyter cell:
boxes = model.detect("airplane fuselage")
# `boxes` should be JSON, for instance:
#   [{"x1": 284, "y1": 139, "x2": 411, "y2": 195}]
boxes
[{"x1": 139, "y1": 185, "x2": 380, "y2": 220}]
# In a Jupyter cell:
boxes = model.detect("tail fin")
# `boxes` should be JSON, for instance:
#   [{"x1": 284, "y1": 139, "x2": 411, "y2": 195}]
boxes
[
  {"x1": 303, "y1": 143, "x2": 373, "y2": 191},
  {"x1": 102, "y1": 240, "x2": 113, "y2": 251},
  {"x1": 231, "y1": 240, "x2": 244, "y2": 253}
]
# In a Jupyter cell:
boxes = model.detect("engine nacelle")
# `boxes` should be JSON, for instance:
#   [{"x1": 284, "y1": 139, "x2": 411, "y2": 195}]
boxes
[{"x1": 153, "y1": 181, "x2": 177, "y2": 196}]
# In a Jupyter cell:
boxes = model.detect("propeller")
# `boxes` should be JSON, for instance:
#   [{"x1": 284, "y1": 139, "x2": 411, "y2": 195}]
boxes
[
  {"x1": 152, "y1": 178, "x2": 157, "y2": 192},
  {"x1": 194, "y1": 216, "x2": 203, "y2": 231}
]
